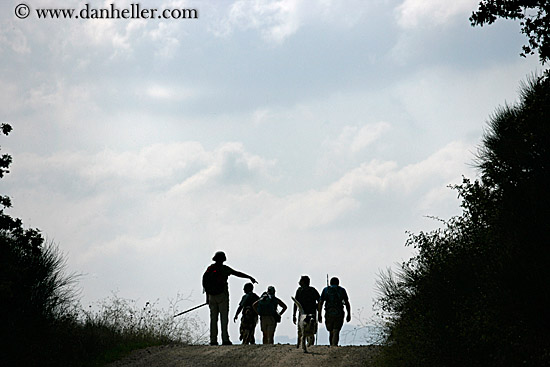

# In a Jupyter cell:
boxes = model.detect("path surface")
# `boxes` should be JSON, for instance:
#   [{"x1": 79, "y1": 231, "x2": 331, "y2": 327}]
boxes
[{"x1": 107, "y1": 344, "x2": 382, "y2": 367}]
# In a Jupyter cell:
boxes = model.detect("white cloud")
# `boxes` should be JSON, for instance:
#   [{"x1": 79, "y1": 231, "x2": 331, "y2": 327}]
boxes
[
  {"x1": 351, "y1": 123, "x2": 392, "y2": 152},
  {"x1": 217, "y1": 0, "x2": 367, "y2": 43},
  {"x1": 220, "y1": 0, "x2": 300, "y2": 42},
  {"x1": 171, "y1": 142, "x2": 276, "y2": 192},
  {"x1": 396, "y1": 0, "x2": 477, "y2": 29},
  {"x1": 25, "y1": 80, "x2": 98, "y2": 126},
  {"x1": 144, "y1": 84, "x2": 195, "y2": 101},
  {"x1": 329, "y1": 122, "x2": 392, "y2": 155},
  {"x1": 189, "y1": 140, "x2": 471, "y2": 231},
  {"x1": 147, "y1": 21, "x2": 181, "y2": 59},
  {"x1": 14, "y1": 141, "x2": 273, "y2": 187},
  {"x1": 9, "y1": 137, "x2": 468, "y2": 239},
  {"x1": 297, "y1": 140, "x2": 470, "y2": 226},
  {"x1": 0, "y1": 79, "x2": 25, "y2": 114},
  {"x1": 77, "y1": 13, "x2": 147, "y2": 55},
  {"x1": 0, "y1": 21, "x2": 30, "y2": 54}
]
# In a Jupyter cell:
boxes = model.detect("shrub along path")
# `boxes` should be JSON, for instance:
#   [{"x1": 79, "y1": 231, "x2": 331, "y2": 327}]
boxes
[{"x1": 107, "y1": 344, "x2": 381, "y2": 367}]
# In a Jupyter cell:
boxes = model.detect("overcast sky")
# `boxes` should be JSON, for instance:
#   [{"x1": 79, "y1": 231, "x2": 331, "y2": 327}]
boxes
[{"x1": 1, "y1": 0, "x2": 545, "y2": 344}]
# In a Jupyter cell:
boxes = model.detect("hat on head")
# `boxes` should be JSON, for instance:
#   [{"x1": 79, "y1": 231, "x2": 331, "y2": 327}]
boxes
[{"x1": 212, "y1": 251, "x2": 227, "y2": 262}]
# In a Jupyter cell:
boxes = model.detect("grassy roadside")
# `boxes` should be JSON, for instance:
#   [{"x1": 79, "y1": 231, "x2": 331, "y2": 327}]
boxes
[{"x1": 2, "y1": 293, "x2": 207, "y2": 367}]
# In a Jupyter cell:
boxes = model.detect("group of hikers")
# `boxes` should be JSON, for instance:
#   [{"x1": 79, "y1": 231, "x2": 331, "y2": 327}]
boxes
[{"x1": 202, "y1": 251, "x2": 351, "y2": 346}]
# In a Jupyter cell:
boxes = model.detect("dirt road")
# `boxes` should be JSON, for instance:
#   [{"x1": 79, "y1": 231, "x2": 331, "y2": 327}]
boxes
[{"x1": 108, "y1": 344, "x2": 382, "y2": 367}]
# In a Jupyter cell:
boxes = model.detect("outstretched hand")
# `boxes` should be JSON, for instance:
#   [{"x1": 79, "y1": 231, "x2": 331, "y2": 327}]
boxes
[{"x1": 250, "y1": 276, "x2": 258, "y2": 284}]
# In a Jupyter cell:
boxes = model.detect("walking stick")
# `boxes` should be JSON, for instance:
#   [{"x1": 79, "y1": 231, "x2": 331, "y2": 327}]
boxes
[{"x1": 173, "y1": 302, "x2": 208, "y2": 317}]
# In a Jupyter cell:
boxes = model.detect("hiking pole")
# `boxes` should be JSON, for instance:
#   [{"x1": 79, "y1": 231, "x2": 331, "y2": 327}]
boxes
[{"x1": 173, "y1": 302, "x2": 208, "y2": 318}]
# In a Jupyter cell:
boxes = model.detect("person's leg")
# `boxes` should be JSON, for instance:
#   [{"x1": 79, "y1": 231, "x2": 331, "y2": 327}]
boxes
[
  {"x1": 269, "y1": 318, "x2": 277, "y2": 344},
  {"x1": 260, "y1": 317, "x2": 268, "y2": 344},
  {"x1": 325, "y1": 315, "x2": 334, "y2": 346},
  {"x1": 219, "y1": 293, "x2": 231, "y2": 344},
  {"x1": 297, "y1": 323, "x2": 302, "y2": 348},
  {"x1": 209, "y1": 295, "x2": 220, "y2": 345},
  {"x1": 310, "y1": 311, "x2": 317, "y2": 346},
  {"x1": 251, "y1": 319, "x2": 257, "y2": 344},
  {"x1": 330, "y1": 330, "x2": 340, "y2": 346},
  {"x1": 261, "y1": 316, "x2": 275, "y2": 344},
  {"x1": 328, "y1": 315, "x2": 344, "y2": 346}
]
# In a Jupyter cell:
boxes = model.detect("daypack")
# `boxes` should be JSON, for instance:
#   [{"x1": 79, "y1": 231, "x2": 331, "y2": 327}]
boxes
[
  {"x1": 240, "y1": 292, "x2": 260, "y2": 310},
  {"x1": 256, "y1": 293, "x2": 277, "y2": 317},
  {"x1": 202, "y1": 264, "x2": 226, "y2": 295},
  {"x1": 324, "y1": 286, "x2": 343, "y2": 316}
]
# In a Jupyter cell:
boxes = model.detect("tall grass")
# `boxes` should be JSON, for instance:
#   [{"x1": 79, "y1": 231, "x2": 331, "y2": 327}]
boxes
[
  {"x1": 4, "y1": 291, "x2": 207, "y2": 366},
  {"x1": 1, "y1": 236, "x2": 207, "y2": 366},
  {"x1": 1, "y1": 125, "x2": 207, "y2": 366},
  {"x1": 73, "y1": 293, "x2": 208, "y2": 366}
]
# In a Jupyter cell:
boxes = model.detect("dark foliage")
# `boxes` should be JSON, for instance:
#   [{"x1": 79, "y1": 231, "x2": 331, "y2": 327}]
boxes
[
  {"x1": 375, "y1": 73, "x2": 550, "y2": 366},
  {"x1": 0, "y1": 125, "x2": 203, "y2": 366},
  {"x1": 470, "y1": 0, "x2": 550, "y2": 63},
  {"x1": 0, "y1": 124, "x2": 81, "y2": 366}
]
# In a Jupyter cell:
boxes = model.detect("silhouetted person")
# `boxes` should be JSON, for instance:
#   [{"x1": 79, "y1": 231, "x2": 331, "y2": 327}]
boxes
[
  {"x1": 233, "y1": 282, "x2": 260, "y2": 344},
  {"x1": 293, "y1": 275, "x2": 320, "y2": 343},
  {"x1": 202, "y1": 251, "x2": 257, "y2": 346},
  {"x1": 318, "y1": 277, "x2": 351, "y2": 346},
  {"x1": 253, "y1": 286, "x2": 287, "y2": 344}
]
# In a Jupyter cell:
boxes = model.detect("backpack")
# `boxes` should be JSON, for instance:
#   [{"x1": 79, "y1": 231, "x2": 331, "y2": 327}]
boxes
[
  {"x1": 324, "y1": 286, "x2": 343, "y2": 317},
  {"x1": 241, "y1": 292, "x2": 260, "y2": 309},
  {"x1": 202, "y1": 264, "x2": 226, "y2": 295},
  {"x1": 256, "y1": 293, "x2": 277, "y2": 317}
]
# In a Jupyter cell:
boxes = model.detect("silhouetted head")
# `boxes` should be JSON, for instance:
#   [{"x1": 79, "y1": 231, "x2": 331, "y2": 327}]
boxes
[
  {"x1": 267, "y1": 286, "x2": 276, "y2": 295},
  {"x1": 299, "y1": 275, "x2": 310, "y2": 287},
  {"x1": 243, "y1": 282, "x2": 254, "y2": 293},
  {"x1": 330, "y1": 277, "x2": 339, "y2": 286},
  {"x1": 212, "y1": 251, "x2": 226, "y2": 263}
]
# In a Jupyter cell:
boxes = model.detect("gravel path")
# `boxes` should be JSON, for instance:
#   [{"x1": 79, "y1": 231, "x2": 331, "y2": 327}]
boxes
[{"x1": 107, "y1": 344, "x2": 382, "y2": 367}]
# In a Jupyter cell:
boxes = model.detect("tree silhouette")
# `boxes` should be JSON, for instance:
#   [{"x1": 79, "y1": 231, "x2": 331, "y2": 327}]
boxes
[
  {"x1": 470, "y1": 0, "x2": 550, "y2": 63},
  {"x1": 375, "y1": 73, "x2": 550, "y2": 366},
  {"x1": 0, "y1": 124, "x2": 78, "y2": 366}
]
